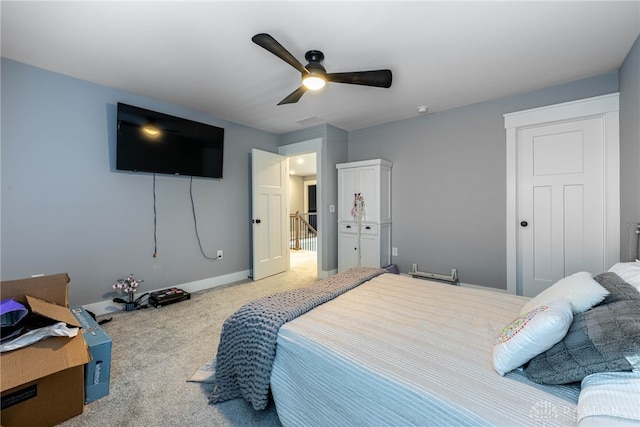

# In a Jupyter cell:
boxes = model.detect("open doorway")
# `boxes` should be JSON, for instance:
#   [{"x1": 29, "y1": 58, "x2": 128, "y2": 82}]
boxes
[{"x1": 287, "y1": 152, "x2": 318, "y2": 277}]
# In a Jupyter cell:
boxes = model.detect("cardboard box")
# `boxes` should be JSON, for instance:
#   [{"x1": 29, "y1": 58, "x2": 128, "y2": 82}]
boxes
[
  {"x1": 1, "y1": 273, "x2": 92, "y2": 427},
  {"x1": 70, "y1": 306, "x2": 112, "y2": 403}
]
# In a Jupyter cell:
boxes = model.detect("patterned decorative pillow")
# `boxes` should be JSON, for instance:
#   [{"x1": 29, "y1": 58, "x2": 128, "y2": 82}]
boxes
[
  {"x1": 520, "y1": 271, "x2": 609, "y2": 315},
  {"x1": 492, "y1": 299, "x2": 573, "y2": 376}
]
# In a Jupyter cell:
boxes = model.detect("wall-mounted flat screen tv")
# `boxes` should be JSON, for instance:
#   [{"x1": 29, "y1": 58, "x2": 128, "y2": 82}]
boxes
[{"x1": 116, "y1": 103, "x2": 224, "y2": 179}]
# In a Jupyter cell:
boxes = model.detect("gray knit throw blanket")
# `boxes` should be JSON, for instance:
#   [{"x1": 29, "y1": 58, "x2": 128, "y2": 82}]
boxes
[{"x1": 209, "y1": 267, "x2": 386, "y2": 410}]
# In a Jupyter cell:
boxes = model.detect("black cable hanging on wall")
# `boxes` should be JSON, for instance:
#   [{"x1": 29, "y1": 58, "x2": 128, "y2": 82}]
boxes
[
  {"x1": 190, "y1": 176, "x2": 219, "y2": 261},
  {"x1": 153, "y1": 173, "x2": 158, "y2": 258}
]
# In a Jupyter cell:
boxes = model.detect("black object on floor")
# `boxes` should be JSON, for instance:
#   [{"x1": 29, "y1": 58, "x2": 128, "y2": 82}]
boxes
[{"x1": 149, "y1": 288, "x2": 191, "y2": 308}]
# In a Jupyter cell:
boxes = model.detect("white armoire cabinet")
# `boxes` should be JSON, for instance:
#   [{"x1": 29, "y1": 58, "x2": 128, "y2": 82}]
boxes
[{"x1": 337, "y1": 159, "x2": 392, "y2": 272}]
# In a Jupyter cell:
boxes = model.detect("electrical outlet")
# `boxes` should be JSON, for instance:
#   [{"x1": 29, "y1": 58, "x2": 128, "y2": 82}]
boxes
[
  {"x1": 217, "y1": 250, "x2": 223, "y2": 259},
  {"x1": 392, "y1": 247, "x2": 398, "y2": 256}
]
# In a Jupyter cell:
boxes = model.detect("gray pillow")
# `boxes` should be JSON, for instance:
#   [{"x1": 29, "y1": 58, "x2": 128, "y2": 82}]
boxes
[
  {"x1": 525, "y1": 297, "x2": 640, "y2": 385},
  {"x1": 594, "y1": 272, "x2": 640, "y2": 304}
]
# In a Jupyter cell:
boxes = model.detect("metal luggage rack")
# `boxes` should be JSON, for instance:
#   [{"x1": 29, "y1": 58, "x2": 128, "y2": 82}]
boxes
[{"x1": 409, "y1": 264, "x2": 459, "y2": 285}]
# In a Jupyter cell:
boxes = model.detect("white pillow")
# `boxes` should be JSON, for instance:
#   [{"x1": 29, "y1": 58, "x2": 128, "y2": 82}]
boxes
[
  {"x1": 493, "y1": 300, "x2": 573, "y2": 376},
  {"x1": 520, "y1": 271, "x2": 609, "y2": 315},
  {"x1": 608, "y1": 261, "x2": 640, "y2": 291}
]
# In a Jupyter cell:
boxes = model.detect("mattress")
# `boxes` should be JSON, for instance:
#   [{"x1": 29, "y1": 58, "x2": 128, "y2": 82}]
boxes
[{"x1": 271, "y1": 273, "x2": 581, "y2": 426}]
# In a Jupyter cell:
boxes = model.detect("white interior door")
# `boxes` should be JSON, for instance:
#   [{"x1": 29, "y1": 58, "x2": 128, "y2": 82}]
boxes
[
  {"x1": 518, "y1": 118, "x2": 605, "y2": 297},
  {"x1": 252, "y1": 149, "x2": 288, "y2": 281},
  {"x1": 505, "y1": 93, "x2": 620, "y2": 297}
]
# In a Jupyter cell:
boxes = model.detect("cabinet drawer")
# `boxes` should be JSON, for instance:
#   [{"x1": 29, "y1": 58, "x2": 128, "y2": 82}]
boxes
[
  {"x1": 362, "y1": 224, "x2": 377, "y2": 234},
  {"x1": 339, "y1": 223, "x2": 377, "y2": 234}
]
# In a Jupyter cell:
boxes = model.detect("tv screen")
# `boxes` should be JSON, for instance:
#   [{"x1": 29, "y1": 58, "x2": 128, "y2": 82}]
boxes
[{"x1": 116, "y1": 103, "x2": 224, "y2": 179}]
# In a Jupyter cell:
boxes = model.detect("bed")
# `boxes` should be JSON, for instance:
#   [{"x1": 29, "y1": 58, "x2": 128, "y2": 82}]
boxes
[{"x1": 209, "y1": 265, "x2": 640, "y2": 426}]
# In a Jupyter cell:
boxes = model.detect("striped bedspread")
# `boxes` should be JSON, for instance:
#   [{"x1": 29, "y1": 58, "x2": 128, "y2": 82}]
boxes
[
  {"x1": 209, "y1": 267, "x2": 385, "y2": 410},
  {"x1": 271, "y1": 273, "x2": 582, "y2": 426}
]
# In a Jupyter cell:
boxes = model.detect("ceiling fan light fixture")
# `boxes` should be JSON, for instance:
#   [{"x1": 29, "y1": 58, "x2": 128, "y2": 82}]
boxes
[
  {"x1": 302, "y1": 73, "x2": 326, "y2": 90},
  {"x1": 302, "y1": 50, "x2": 327, "y2": 91}
]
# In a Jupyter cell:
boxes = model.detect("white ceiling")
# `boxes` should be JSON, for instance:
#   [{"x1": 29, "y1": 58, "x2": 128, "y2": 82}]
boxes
[
  {"x1": 2, "y1": 1, "x2": 639, "y2": 135},
  {"x1": 288, "y1": 153, "x2": 317, "y2": 177}
]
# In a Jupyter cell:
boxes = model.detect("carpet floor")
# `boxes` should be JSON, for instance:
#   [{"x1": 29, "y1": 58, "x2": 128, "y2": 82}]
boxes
[{"x1": 58, "y1": 251, "x2": 318, "y2": 427}]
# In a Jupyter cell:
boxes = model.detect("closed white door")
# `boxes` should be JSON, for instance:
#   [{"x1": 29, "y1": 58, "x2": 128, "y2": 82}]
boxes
[
  {"x1": 506, "y1": 93, "x2": 620, "y2": 296},
  {"x1": 518, "y1": 118, "x2": 605, "y2": 297},
  {"x1": 252, "y1": 149, "x2": 288, "y2": 280}
]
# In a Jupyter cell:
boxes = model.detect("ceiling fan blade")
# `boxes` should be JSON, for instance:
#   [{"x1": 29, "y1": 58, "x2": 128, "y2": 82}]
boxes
[
  {"x1": 277, "y1": 86, "x2": 307, "y2": 105},
  {"x1": 327, "y1": 70, "x2": 392, "y2": 88},
  {"x1": 252, "y1": 33, "x2": 308, "y2": 74}
]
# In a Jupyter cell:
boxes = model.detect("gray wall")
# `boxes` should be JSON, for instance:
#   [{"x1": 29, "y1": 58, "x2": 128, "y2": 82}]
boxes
[
  {"x1": 347, "y1": 72, "x2": 622, "y2": 290},
  {"x1": 324, "y1": 125, "x2": 349, "y2": 272},
  {"x1": 289, "y1": 175, "x2": 304, "y2": 214},
  {"x1": 619, "y1": 35, "x2": 640, "y2": 261},
  {"x1": 1, "y1": 58, "x2": 279, "y2": 306}
]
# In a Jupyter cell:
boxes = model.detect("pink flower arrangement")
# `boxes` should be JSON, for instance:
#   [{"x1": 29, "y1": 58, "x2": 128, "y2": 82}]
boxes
[{"x1": 113, "y1": 274, "x2": 143, "y2": 303}]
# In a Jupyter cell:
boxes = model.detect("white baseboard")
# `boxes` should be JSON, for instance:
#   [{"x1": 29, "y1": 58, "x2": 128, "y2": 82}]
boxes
[{"x1": 82, "y1": 269, "x2": 251, "y2": 316}]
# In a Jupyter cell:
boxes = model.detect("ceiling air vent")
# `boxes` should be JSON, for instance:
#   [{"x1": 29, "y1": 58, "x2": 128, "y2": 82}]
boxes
[{"x1": 296, "y1": 116, "x2": 325, "y2": 126}]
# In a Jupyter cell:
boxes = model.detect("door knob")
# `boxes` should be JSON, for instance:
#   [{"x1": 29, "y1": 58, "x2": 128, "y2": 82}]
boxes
[
  {"x1": 520, "y1": 221, "x2": 528, "y2": 227},
  {"x1": 253, "y1": 219, "x2": 261, "y2": 224}
]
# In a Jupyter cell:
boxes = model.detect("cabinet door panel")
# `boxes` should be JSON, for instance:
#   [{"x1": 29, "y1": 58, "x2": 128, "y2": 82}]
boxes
[
  {"x1": 338, "y1": 168, "x2": 359, "y2": 222},
  {"x1": 338, "y1": 232, "x2": 359, "y2": 272},
  {"x1": 360, "y1": 234, "x2": 380, "y2": 268},
  {"x1": 357, "y1": 166, "x2": 379, "y2": 223}
]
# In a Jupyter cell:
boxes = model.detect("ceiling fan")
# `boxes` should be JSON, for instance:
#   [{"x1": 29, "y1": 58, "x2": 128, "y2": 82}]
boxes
[{"x1": 251, "y1": 33, "x2": 393, "y2": 105}]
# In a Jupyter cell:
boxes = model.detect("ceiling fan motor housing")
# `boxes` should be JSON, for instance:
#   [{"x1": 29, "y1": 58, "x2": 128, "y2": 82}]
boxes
[
  {"x1": 304, "y1": 50, "x2": 327, "y2": 78},
  {"x1": 305, "y1": 50, "x2": 324, "y2": 64}
]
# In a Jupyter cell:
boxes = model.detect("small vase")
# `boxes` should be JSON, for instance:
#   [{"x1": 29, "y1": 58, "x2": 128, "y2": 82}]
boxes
[{"x1": 124, "y1": 302, "x2": 136, "y2": 312}]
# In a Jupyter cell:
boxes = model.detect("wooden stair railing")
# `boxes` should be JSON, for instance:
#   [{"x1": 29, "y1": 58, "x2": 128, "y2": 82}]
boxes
[{"x1": 289, "y1": 211, "x2": 317, "y2": 250}]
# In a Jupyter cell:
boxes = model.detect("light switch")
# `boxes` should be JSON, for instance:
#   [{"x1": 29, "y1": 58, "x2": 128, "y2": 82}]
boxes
[{"x1": 329, "y1": 205, "x2": 335, "y2": 213}]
